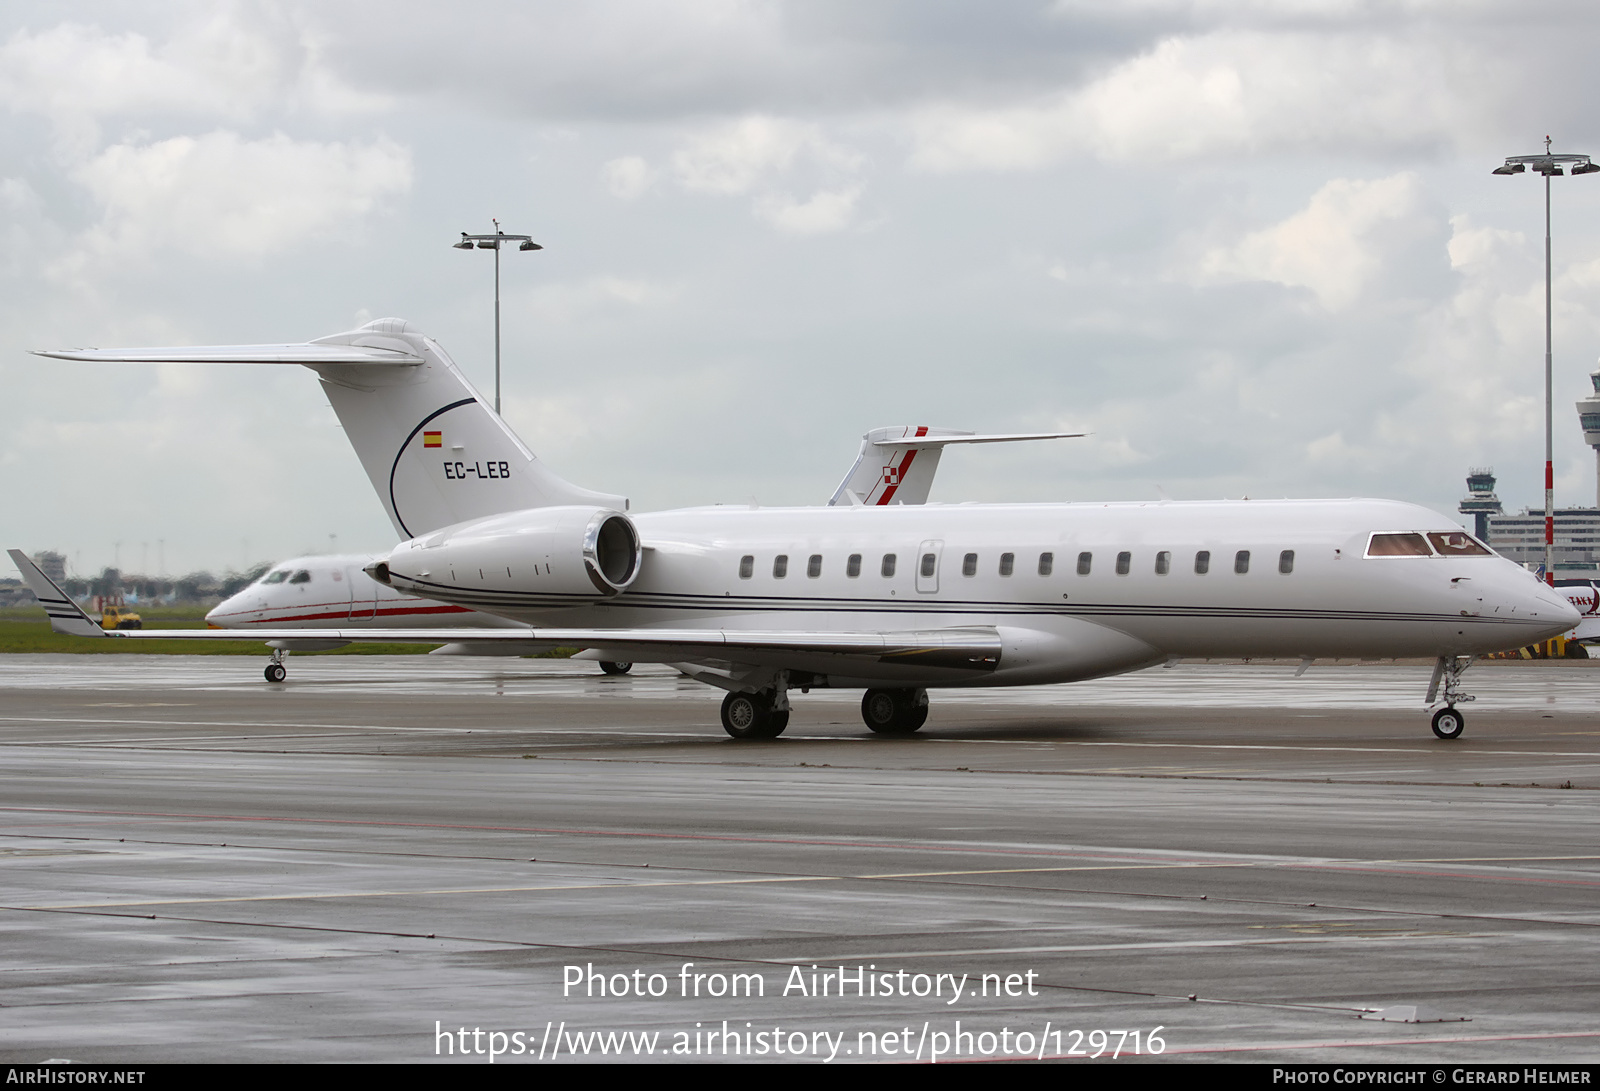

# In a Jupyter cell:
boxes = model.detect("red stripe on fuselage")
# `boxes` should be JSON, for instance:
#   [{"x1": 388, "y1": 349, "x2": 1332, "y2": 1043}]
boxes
[{"x1": 232, "y1": 603, "x2": 474, "y2": 625}]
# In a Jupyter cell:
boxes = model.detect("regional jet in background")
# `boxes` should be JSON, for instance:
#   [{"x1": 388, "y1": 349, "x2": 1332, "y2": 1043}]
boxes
[
  {"x1": 1554, "y1": 578, "x2": 1600, "y2": 647},
  {"x1": 211, "y1": 426, "x2": 1079, "y2": 678},
  {"x1": 18, "y1": 318, "x2": 1578, "y2": 741}
]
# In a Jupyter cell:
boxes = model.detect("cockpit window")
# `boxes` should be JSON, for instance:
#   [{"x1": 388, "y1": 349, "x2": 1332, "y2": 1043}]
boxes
[
  {"x1": 261, "y1": 570, "x2": 290, "y2": 584},
  {"x1": 289, "y1": 570, "x2": 312, "y2": 584},
  {"x1": 1366, "y1": 533, "x2": 1432, "y2": 557},
  {"x1": 1427, "y1": 531, "x2": 1493, "y2": 557}
]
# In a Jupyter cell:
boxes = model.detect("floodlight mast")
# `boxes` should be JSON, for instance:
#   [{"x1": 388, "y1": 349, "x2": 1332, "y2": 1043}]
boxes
[
  {"x1": 452, "y1": 218, "x2": 543, "y2": 415},
  {"x1": 1494, "y1": 138, "x2": 1598, "y2": 586}
]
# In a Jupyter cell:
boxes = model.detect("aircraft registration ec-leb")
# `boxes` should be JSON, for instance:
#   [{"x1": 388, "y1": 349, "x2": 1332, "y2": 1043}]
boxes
[{"x1": 15, "y1": 318, "x2": 1578, "y2": 741}]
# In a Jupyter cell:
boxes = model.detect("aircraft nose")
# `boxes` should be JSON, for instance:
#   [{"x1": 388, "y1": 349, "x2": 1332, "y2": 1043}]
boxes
[
  {"x1": 1513, "y1": 580, "x2": 1582, "y2": 638},
  {"x1": 1546, "y1": 588, "x2": 1584, "y2": 628},
  {"x1": 206, "y1": 589, "x2": 252, "y2": 626}
]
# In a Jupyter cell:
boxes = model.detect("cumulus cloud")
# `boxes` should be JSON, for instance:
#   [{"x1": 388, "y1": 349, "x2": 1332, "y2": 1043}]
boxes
[
  {"x1": 0, "y1": 15, "x2": 386, "y2": 150},
  {"x1": 909, "y1": 30, "x2": 1510, "y2": 170},
  {"x1": 659, "y1": 116, "x2": 867, "y2": 233},
  {"x1": 671, "y1": 116, "x2": 850, "y2": 195},
  {"x1": 1198, "y1": 172, "x2": 1438, "y2": 309},
  {"x1": 601, "y1": 155, "x2": 657, "y2": 200},
  {"x1": 61, "y1": 131, "x2": 411, "y2": 271},
  {"x1": 754, "y1": 185, "x2": 863, "y2": 234}
]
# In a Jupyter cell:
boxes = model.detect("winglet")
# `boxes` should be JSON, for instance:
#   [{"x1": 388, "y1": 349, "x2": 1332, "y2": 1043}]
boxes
[{"x1": 7, "y1": 549, "x2": 104, "y2": 637}]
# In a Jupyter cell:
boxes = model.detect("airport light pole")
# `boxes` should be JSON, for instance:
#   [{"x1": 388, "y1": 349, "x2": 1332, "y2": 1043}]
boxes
[
  {"x1": 453, "y1": 219, "x2": 543, "y2": 415},
  {"x1": 1494, "y1": 138, "x2": 1599, "y2": 585}
]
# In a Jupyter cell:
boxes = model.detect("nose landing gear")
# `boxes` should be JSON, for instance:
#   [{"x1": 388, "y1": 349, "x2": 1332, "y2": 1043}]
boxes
[
  {"x1": 1430, "y1": 706, "x2": 1465, "y2": 740},
  {"x1": 264, "y1": 648, "x2": 288, "y2": 684},
  {"x1": 1425, "y1": 655, "x2": 1474, "y2": 739}
]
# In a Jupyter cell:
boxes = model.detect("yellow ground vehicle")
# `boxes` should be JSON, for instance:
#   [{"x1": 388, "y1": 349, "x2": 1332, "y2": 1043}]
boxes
[{"x1": 100, "y1": 604, "x2": 142, "y2": 630}]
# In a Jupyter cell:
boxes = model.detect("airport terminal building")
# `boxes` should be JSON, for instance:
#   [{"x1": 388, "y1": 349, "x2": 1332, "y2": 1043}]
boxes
[{"x1": 1487, "y1": 508, "x2": 1600, "y2": 574}]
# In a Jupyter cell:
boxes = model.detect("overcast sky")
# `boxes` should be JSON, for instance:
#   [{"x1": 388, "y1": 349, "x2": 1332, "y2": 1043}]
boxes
[{"x1": 6, "y1": 0, "x2": 1600, "y2": 578}]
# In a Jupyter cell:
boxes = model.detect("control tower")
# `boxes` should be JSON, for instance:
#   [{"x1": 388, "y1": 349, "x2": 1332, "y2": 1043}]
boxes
[
  {"x1": 1459, "y1": 469, "x2": 1503, "y2": 540},
  {"x1": 1577, "y1": 362, "x2": 1600, "y2": 508}
]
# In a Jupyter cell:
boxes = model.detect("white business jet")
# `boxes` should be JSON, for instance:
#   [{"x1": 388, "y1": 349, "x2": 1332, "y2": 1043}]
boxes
[
  {"x1": 18, "y1": 318, "x2": 1577, "y2": 741},
  {"x1": 209, "y1": 426, "x2": 1080, "y2": 677},
  {"x1": 203, "y1": 554, "x2": 540, "y2": 679}
]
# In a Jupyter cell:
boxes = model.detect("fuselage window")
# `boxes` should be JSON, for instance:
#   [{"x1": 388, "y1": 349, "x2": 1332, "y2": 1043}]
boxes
[
  {"x1": 262, "y1": 570, "x2": 290, "y2": 585},
  {"x1": 1038, "y1": 552, "x2": 1053, "y2": 576},
  {"x1": 1234, "y1": 550, "x2": 1251, "y2": 574},
  {"x1": 1366, "y1": 533, "x2": 1431, "y2": 557},
  {"x1": 999, "y1": 553, "x2": 1014, "y2": 576},
  {"x1": 847, "y1": 554, "x2": 862, "y2": 578},
  {"x1": 1077, "y1": 551, "x2": 1092, "y2": 576},
  {"x1": 920, "y1": 553, "x2": 937, "y2": 578},
  {"x1": 1426, "y1": 532, "x2": 1492, "y2": 557},
  {"x1": 1195, "y1": 550, "x2": 1211, "y2": 574},
  {"x1": 739, "y1": 555, "x2": 754, "y2": 579},
  {"x1": 807, "y1": 554, "x2": 822, "y2": 578},
  {"x1": 290, "y1": 570, "x2": 311, "y2": 584},
  {"x1": 881, "y1": 554, "x2": 897, "y2": 578},
  {"x1": 1279, "y1": 549, "x2": 1295, "y2": 574},
  {"x1": 1115, "y1": 551, "x2": 1131, "y2": 575},
  {"x1": 773, "y1": 555, "x2": 789, "y2": 579},
  {"x1": 962, "y1": 553, "x2": 978, "y2": 577},
  {"x1": 1155, "y1": 551, "x2": 1171, "y2": 575}
]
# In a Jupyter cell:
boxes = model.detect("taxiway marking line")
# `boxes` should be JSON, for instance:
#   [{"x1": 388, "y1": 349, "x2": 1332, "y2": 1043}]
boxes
[
  {"x1": 6, "y1": 863, "x2": 1261, "y2": 911},
  {"x1": 5, "y1": 716, "x2": 1600, "y2": 757},
  {"x1": 5, "y1": 806, "x2": 1599, "y2": 887}
]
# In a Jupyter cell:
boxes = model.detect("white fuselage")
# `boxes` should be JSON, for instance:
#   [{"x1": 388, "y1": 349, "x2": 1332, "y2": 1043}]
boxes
[
  {"x1": 380, "y1": 498, "x2": 1576, "y2": 688},
  {"x1": 206, "y1": 554, "x2": 519, "y2": 631}
]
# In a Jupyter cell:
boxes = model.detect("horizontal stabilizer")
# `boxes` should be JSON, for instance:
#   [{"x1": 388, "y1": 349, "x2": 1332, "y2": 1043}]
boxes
[
  {"x1": 33, "y1": 318, "x2": 627, "y2": 537},
  {"x1": 831, "y1": 425, "x2": 1087, "y2": 506},
  {"x1": 872, "y1": 431, "x2": 1085, "y2": 448},
  {"x1": 33, "y1": 344, "x2": 423, "y2": 366}
]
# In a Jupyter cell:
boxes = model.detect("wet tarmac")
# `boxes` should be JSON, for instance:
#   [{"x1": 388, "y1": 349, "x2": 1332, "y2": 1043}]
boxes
[{"x1": 1, "y1": 655, "x2": 1598, "y2": 1063}]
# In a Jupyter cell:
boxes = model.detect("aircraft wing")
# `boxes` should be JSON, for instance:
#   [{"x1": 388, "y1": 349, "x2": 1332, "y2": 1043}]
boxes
[{"x1": 8, "y1": 550, "x2": 1001, "y2": 674}]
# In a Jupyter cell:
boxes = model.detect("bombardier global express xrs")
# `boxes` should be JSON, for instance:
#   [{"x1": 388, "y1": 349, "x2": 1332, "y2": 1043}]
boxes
[{"x1": 15, "y1": 317, "x2": 1578, "y2": 740}]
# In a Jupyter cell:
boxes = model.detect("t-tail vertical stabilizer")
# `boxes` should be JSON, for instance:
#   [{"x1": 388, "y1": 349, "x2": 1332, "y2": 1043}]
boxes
[{"x1": 35, "y1": 318, "x2": 627, "y2": 538}]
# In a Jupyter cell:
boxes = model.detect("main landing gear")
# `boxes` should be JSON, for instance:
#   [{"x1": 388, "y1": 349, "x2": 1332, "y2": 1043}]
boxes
[
  {"x1": 1425, "y1": 655, "x2": 1474, "y2": 740},
  {"x1": 264, "y1": 648, "x2": 288, "y2": 684},
  {"x1": 598, "y1": 661, "x2": 633, "y2": 676},
  {"x1": 720, "y1": 690, "x2": 789, "y2": 739},
  {"x1": 713, "y1": 678, "x2": 931, "y2": 741},
  {"x1": 860, "y1": 688, "x2": 928, "y2": 735}
]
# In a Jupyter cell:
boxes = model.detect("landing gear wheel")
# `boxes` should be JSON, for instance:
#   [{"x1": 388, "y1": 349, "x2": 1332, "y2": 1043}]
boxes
[
  {"x1": 1431, "y1": 706, "x2": 1465, "y2": 740},
  {"x1": 720, "y1": 691, "x2": 786, "y2": 739},
  {"x1": 861, "y1": 688, "x2": 928, "y2": 734},
  {"x1": 599, "y1": 661, "x2": 633, "y2": 675},
  {"x1": 264, "y1": 663, "x2": 287, "y2": 684}
]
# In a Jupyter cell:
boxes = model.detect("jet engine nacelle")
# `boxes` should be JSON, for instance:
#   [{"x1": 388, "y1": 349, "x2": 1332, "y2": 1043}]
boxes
[{"x1": 368, "y1": 505, "x2": 642, "y2": 606}]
